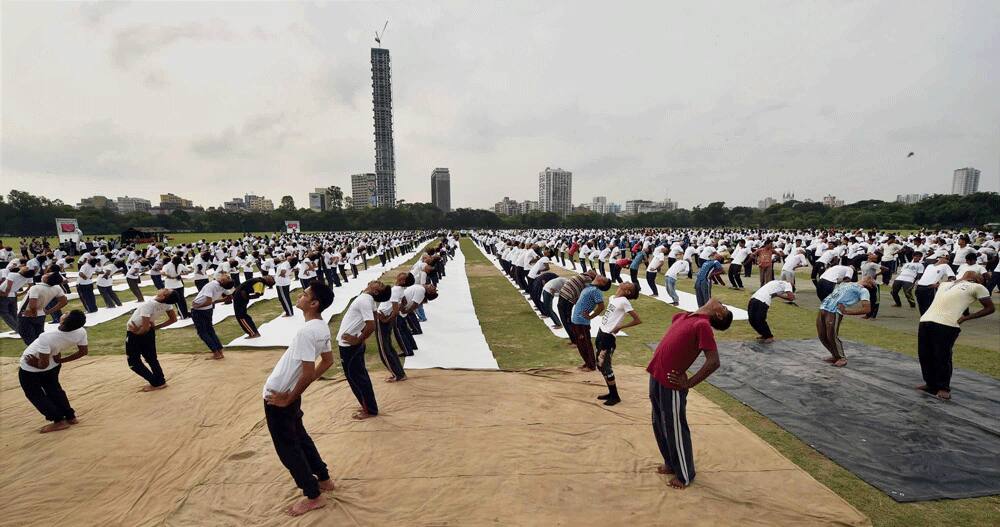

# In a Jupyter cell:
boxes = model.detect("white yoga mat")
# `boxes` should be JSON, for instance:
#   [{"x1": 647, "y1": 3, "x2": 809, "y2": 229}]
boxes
[
  {"x1": 404, "y1": 246, "x2": 499, "y2": 370},
  {"x1": 551, "y1": 258, "x2": 749, "y2": 320},
  {"x1": 226, "y1": 241, "x2": 431, "y2": 348},
  {"x1": 472, "y1": 242, "x2": 623, "y2": 339}
]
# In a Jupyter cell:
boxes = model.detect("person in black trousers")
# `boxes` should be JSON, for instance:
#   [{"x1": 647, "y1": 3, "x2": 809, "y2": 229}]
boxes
[
  {"x1": 233, "y1": 275, "x2": 275, "y2": 338},
  {"x1": 18, "y1": 310, "x2": 89, "y2": 433},
  {"x1": 124, "y1": 289, "x2": 179, "y2": 390},
  {"x1": 375, "y1": 281, "x2": 406, "y2": 382},
  {"x1": 747, "y1": 280, "x2": 795, "y2": 343},
  {"x1": 337, "y1": 281, "x2": 392, "y2": 420},
  {"x1": 263, "y1": 283, "x2": 337, "y2": 517},
  {"x1": 190, "y1": 274, "x2": 234, "y2": 360}
]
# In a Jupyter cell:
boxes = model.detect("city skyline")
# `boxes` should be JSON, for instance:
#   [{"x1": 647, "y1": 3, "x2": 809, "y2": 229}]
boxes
[{"x1": 2, "y1": 2, "x2": 998, "y2": 210}]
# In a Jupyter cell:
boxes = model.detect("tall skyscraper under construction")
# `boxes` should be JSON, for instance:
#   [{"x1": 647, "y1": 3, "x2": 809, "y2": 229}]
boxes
[{"x1": 371, "y1": 47, "x2": 396, "y2": 207}]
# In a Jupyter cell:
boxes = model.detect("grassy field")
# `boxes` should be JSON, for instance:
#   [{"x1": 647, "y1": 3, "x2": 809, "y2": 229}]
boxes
[
  {"x1": 2, "y1": 236, "x2": 996, "y2": 526},
  {"x1": 458, "y1": 238, "x2": 999, "y2": 527}
]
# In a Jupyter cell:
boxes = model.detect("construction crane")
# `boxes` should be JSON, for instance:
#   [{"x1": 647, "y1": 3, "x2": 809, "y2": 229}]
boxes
[{"x1": 374, "y1": 20, "x2": 388, "y2": 47}]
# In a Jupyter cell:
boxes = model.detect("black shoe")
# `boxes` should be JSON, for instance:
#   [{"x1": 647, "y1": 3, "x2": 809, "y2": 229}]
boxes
[
  {"x1": 597, "y1": 394, "x2": 610, "y2": 400},
  {"x1": 603, "y1": 397, "x2": 621, "y2": 406}
]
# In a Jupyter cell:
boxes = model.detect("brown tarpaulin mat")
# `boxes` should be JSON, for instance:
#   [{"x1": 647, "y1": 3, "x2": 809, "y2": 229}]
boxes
[{"x1": 0, "y1": 354, "x2": 869, "y2": 526}]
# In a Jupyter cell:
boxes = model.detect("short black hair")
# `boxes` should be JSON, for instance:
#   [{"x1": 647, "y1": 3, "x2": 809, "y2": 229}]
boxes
[
  {"x1": 44, "y1": 273, "x2": 64, "y2": 286},
  {"x1": 308, "y1": 282, "x2": 335, "y2": 312},
  {"x1": 61, "y1": 310, "x2": 86, "y2": 331},
  {"x1": 710, "y1": 310, "x2": 734, "y2": 331},
  {"x1": 161, "y1": 290, "x2": 180, "y2": 304},
  {"x1": 404, "y1": 273, "x2": 416, "y2": 287}
]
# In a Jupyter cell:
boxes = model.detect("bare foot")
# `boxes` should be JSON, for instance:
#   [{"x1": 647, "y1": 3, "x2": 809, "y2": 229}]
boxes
[
  {"x1": 668, "y1": 477, "x2": 687, "y2": 489},
  {"x1": 318, "y1": 479, "x2": 336, "y2": 493},
  {"x1": 67, "y1": 418, "x2": 79, "y2": 425},
  {"x1": 385, "y1": 376, "x2": 406, "y2": 383},
  {"x1": 822, "y1": 357, "x2": 836, "y2": 364},
  {"x1": 551, "y1": 324, "x2": 563, "y2": 329},
  {"x1": 141, "y1": 384, "x2": 168, "y2": 392},
  {"x1": 761, "y1": 338, "x2": 775, "y2": 344},
  {"x1": 915, "y1": 384, "x2": 929, "y2": 392},
  {"x1": 286, "y1": 496, "x2": 326, "y2": 516},
  {"x1": 246, "y1": 334, "x2": 261, "y2": 339},
  {"x1": 281, "y1": 314, "x2": 294, "y2": 318},
  {"x1": 352, "y1": 410, "x2": 376, "y2": 420},
  {"x1": 833, "y1": 359, "x2": 848, "y2": 367},
  {"x1": 205, "y1": 351, "x2": 224, "y2": 360},
  {"x1": 935, "y1": 390, "x2": 951, "y2": 400},
  {"x1": 40, "y1": 421, "x2": 71, "y2": 433},
  {"x1": 657, "y1": 464, "x2": 674, "y2": 475}
]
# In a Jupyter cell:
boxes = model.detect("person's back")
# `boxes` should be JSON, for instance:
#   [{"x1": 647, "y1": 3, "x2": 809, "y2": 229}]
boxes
[{"x1": 920, "y1": 280, "x2": 989, "y2": 328}]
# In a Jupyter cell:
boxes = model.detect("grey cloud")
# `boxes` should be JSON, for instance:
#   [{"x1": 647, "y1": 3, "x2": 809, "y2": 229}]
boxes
[
  {"x1": 191, "y1": 113, "x2": 298, "y2": 159},
  {"x1": 1, "y1": 120, "x2": 138, "y2": 178},
  {"x1": 111, "y1": 21, "x2": 234, "y2": 70},
  {"x1": 80, "y1": 1, "x2": 129, "y2": 28}
]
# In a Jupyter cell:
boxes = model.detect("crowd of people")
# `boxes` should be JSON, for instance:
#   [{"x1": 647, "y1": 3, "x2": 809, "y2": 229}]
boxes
[{"x1": 3, "y1": 226, "x2": 997, "y2": 513}]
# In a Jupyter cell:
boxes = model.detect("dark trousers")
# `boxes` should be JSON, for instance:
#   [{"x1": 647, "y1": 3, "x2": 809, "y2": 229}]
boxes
[
  {"x1": 325, "y1": 269, "x2": 341, "y2": 287},
  {"x1": 192, "y1": 309, "x2": 222, "y2": 351},
  {"x1": 125, "y1": 330, "x2": 165, "y2": 387},
  {"x1": 915, "y1": 285, "x2": 936, "y2": 315},
  {"x1": 610, "y1": 263, "x2": 622, "y2": 283},
  {"x1": 376, "y1": 319, "x2": 405, "y2": 380},
  {"x1": 300, "y1": 277, "x2": 314, "y2": 291},
  {"x1": 743, "y1": 259, "x2": 752, "y2": 278},
  {"x1": 694, "y1": 280, "x2": 711, "y2": 307},
  {"x1": 728, "y1": 263, "x2": 744, "y2": 289},
  {"x1": 629, "y1": 268, "x2": 639, "y2": 285},
  {"x1": 172, "y1": 287, "x2": 190, "y2": 319},
  {"x1": 338, "y1": 266, "x2": 349, "y2": 282},
  {"x1": 234, "y1": 300, "x2": 258, "y2": 337},
  {"x1": 150, "y1": 274, "x2": 165, "y2": 290},
  {"x1": 264, "y1": 398, "x2": 329, "y2": 499},
  {"x1": 864, "y1": 284, "x2": 880, "y2": 319},
  {"x1": 77, "y1": 283, "x2": 98, "y2": 313},
  {"x1": 350, "y1": 264, "x2": 358, "y2": 279},
  {"x1": 881, "y1": 260, "x2": 896, "y2": 286},
  {"x1": 127, "y1": 277, "x2": 144, "y2": 302},
  {"x1": 572, "y1": 322, "x2": 597, "y2": 369},
  {"x1": 598, "y1": 261, "x2": 606, "y2": 277},
  {"x1": 917, "y1": 322, "x2": 960, "y2": 393},
  {"x1": 649, "y1": 376, "x2": 695, "y2": 486},
  {"x1": 646, "y1": 271, "x2": 659, "y2": 296},
  {"x1": 891, "y1": 280, "x2": 916, "y2": 307},
  {"x1": 811, "y1": 262, "x2": 826, "y2": 284},
  {"x1": 0, "y1": 297, "x2": 18, "y2": 332},
  {"x1": 406, "y1": 314, "x2": 423, "y2": 334},
  {"x1": 816, "y1": 279, "x2": 836, "y2": 301},
  {"x1": 557, "y1": 298, "x2": 575, "y2": 339},
  {"x1": 194, "y1": 278, "x2": 209, "y2": 292},
  {"x1": 19, "y1": 365, "x2": 75, "y2": 422},
  {"x1": 277, "y1": 285, "x2": 293, "y2": 316},
  {"x1": 540, "y1": 291, "x2": 557, "y2": 323},
  {"x1": 395, "y1": 314, "x2": 417, "y2": 353},
  {"x1": 98, "y1": 285, "x2": 122, "y2": 308},
  {"x1": 17, "y1": 315, "x2": 45, "y2": 345},
  {"x1": 747, "y1": 298, "x2": 772, "y2": 339},
  {"x1": 340, "y1": 343, "x2": 378, "y2": 415}
]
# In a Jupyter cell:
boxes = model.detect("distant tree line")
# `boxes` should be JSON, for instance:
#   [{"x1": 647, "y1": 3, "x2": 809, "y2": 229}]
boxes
[{"x1": 0, "y1": 189, "x2": 997, "y2": 237}]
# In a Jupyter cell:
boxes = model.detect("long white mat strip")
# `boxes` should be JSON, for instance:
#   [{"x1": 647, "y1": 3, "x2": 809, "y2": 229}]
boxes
[
  {"x1": 225, "y1": 242, "x2": 430, "y2": 348},
  {"x1": 471, "y1": 242, "x2": 623, "y2": 339},
  {"x1": 403, "y1": 246, "x2": 499, "y2": 370},
  {"x1": 551, "y1": 257, "x2": 749, "y2": 320}
]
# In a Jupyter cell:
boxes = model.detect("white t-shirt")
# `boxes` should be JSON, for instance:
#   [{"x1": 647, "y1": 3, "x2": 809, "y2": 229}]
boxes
[
  {"x1": 599, "y1": 296, "x2": 633, "y2": 334},
  {"x1": 25, "y1": 284, "x2": 65, "y2": 317},
  {"x1": 665, "y1": 260, "x2": 690, "y2": 279},
  {"x1": 402, "y1": 285, "x2": 426, "y2": 316},
  {"x1": 920, "y1": 281, "x2": 990, "y2": 328},
  {"x1": 275, "y1": 262, "x2": 292, "y2": 287},
  {"x1": 951, "y1": 246, "x2": 976, "y2": 266},
  {"x1": 2, "y1": 273, "x2": 32, "y2": 298},
  {"x1": 752, "y1": 280, "x2": 793, "y2": 306},
  {"x1": 647, "y1": 252, "x2": 666, "y2": 272},
  {"x1": 262, "y1": 319, "x2": 331, "y2": 398},
  {"x1": 337, "y1": 293, "x2": 376, "y2": 346},
  {"x1": 77, "y1": 262, "x2": 95, "y2": 285},
  {"x1": 543, "y1": 277, "x2": 567, "y2": 295},
  {"x1": 20, "y1": 328, "x2": 87, "y2": 373},
  {"x1": 916, "y1": 264, "x2": 955, "y2": 286},
  {"x1": 781, "y1": 253, "x2": 808, "y2": 273},
  {"x1": 820, "y1": 265, "x2": 854, "y2": 282},
  {"x1": 162, "y1": 263, "x2": 186, "y2": 289},
  {"x1": 193, "y1": 281, "x2": 227, "y2": 310},
  {"x1": 96, "y1": 263, "x2": 117, "y2": 287},
  {"x1": 528, "y1": 256, "x2": 550, "y2": 279},
  {"x1": 377, "y1": 285, "x2": 405, "y2": 317},
  {"x1": 127, "y1": 300, "x2": 176, "y2": 331},
  {"x1": 730, "y1": 247, "x2": 750, "y2": 265},
  {"x1": 895, "y1": 261, "x2": 925, "y2": 283},
  {"x1": 955, "y1": 263, "x2": 988, "y2": 278}
]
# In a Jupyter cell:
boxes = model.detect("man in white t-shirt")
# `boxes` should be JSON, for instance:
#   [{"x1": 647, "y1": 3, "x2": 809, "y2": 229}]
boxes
[
  {"x1": 125, "y1": 289, "x2": 180, "y2": 390},
  {"x1": 663, "y1": 258, "x2": 690, "y2": 305},
  {"x1": 191, "y1": 274, "x2": 234, "y2": 360},
  {"x1": 891, "y1": 252, "x2": 925, "y2": 308},
  {"x1": 594, "y1": 282, "x2": 642, "y2": 406},
  {"x1": 337, "y1": 281, "x2": 392, "y2": 420},
  {"x1": 915, "y1": 253, "x2": 956, "y2": 315},
  {"x1": 816, "y1": 258, "x2": 854, "y2": 301},
  {"x1": 917, "y1": 272, "x2": 994, "y2": 400},
  {"x1": 0, "y1": 266, "x2": 33, "y2": 332},
  {"x1": 18, "y1": 273, "x2": 68, "y2": 345},
  {"x1": 780, "y1": 249, "x2": 809, "y2": 292},
  {"x1": 262, "y1": 282, "x2": 336, "y2": 517},
  {"x1": 18, "y1": 309, "x2": 88, "y2": 433},
  {"x1": 747, "y1": 280, "x2": 795, "y2": 342},
  {"x1": 375, "y1": 273, "x2": 410, "y2": 382}
]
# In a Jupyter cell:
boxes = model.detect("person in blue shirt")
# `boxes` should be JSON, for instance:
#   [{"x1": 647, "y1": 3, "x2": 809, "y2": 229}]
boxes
[
  {"x1": 629, "y1": 248, "x2": 648, "y2": 285},
  {"x1": 694, "y1": 255, "x2": 724, "y2": 307},
  {"x1": 817, "y1": 277, "x2": 873, "y2": 367},
  {"x1": 570, "y1": 276, "x2": 611, "y2": 371}
]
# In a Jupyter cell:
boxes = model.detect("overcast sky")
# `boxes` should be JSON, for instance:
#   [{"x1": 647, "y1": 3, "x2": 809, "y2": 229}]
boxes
[{"x1": 3, "y1": 1, "x2": 999, "y2": 210}]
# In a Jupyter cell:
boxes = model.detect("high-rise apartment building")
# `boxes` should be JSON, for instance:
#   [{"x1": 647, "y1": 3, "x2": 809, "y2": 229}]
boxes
[
  {"x1": 371, "y1": 47, "x2": 396, "y2": 208},
  {"x1": 244, "y1": 194, "x2": 273, "y2": 211},
  {"x1": 431, "y1": 168, "x2": 451, "y2": 213},
  {"x1": 591, "y1": 196, "x2": 608, "y2": 214},
  {"x1": 538, "y1": 167, "x2": 572, "y2": 216},
  {"x1": 351, "y1": 173, "x2": 378, "y2": 210},
  {"x1": 78, "y1": 195, "x2": 116, "y2": 211},
  {"x1": 951, "y1": 167, "x2": 980, "y2": 195},
  {"x1": 160, "y1": 193, "x2": 193, "y2": 209}
]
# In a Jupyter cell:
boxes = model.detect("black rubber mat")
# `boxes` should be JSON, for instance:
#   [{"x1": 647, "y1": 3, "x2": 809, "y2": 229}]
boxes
[{"x1": 647, "y1": 339, "x2": 1000, "y2": 502}]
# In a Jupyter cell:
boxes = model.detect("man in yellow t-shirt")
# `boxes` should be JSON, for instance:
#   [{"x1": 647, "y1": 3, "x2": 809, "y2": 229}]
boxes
[{"x1": 917, "y1": 272, "x2": 995, "y2": 400}]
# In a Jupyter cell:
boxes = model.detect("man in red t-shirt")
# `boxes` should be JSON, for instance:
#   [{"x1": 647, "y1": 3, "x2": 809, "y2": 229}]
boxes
[{"x1": 647, "y1": 297, "x2": 733, "y2": 489}]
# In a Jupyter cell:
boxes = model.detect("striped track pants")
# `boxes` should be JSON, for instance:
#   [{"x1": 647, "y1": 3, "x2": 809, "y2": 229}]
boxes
[{"x1": 649, "y1": 376, "x2": 696, "y2": 486}]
